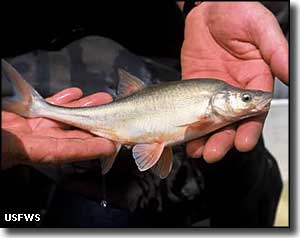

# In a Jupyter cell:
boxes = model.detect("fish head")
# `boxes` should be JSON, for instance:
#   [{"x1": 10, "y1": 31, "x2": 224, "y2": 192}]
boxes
[{"x1": 211, "y1": 86, "x2": 273, "y2": 120}]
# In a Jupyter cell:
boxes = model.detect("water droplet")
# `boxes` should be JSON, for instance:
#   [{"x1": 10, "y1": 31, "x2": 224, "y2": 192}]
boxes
[{"x1": 100, "y1": 200, "x2": 108, "y2": 208}]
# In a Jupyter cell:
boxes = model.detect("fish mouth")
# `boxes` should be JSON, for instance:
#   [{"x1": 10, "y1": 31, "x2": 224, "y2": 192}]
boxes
[{"x1": 255, "y1": 92, "x2": 273, "y2": 111}]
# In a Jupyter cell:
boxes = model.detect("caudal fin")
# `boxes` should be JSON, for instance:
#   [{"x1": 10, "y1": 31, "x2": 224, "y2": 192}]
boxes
[{"x1": 2, "y1": 59, "x2": 46, "y2": 118}]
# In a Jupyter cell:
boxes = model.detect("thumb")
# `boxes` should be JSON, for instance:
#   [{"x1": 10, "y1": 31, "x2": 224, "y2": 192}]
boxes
[{"x1": 250, "y1": 3, "x2": 288, "y2": 84}]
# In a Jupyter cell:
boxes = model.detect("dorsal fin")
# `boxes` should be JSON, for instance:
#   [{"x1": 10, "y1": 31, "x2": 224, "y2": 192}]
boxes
[{"x1": 117, "y1": 69, "x2": 145, "y2": 98}]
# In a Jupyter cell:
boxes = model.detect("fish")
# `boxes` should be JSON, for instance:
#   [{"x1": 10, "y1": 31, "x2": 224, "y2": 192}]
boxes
[{"x1": 1, "y1": 59, "x2": 272, "y2": 178}]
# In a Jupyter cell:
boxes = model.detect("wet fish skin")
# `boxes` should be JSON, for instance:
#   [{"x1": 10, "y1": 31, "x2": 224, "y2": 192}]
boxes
[
  {"x1": 87, "y1": 78, "x2": 271, "y2": 146},
  {"x1": 1, "y1": 60, "x2": 272, "y2": 178}
]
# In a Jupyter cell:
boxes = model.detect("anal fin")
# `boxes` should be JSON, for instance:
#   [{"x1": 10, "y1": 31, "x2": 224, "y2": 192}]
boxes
[
  {"x1": 132, "y1": 142, "x2": 165, "y2": 171},
  {"x1": 152, "y1": 147, "x2": 173, "y2": 179},
  {"x1": 101, "y1": 142, "x2": 122, "y2": 175}
]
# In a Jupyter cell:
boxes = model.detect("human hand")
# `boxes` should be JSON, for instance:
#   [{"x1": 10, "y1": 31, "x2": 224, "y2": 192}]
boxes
[
  {"x1": 2, "y1": 88, "x2": 116, "y2": 169},
  {"x1": 181, "y1": 2, "x2": 288, "y2": 162}
]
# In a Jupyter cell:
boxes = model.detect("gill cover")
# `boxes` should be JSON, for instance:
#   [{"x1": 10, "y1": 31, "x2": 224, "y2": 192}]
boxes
[{"x1": 211, "y1": 85, "x2": 272, "y2": 119}]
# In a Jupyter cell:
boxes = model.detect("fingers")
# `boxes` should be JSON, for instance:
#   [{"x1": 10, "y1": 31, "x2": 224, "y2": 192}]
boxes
[
  {"x1": 46, "y1": 88, "x2": 113, "y2": 107},
  {"x1": 46, "y1": 88, "x2": 83, "y2": 105},
  {"x1": 189, "y1": 114, "x2": 267, "y2": 162},
  {"x1": 186, "y1": 126, "x2": 236, "y2": 163},
  {"x1": 64, "y1": 92, "x2": 113, "y2": 107},
  {"x1": 235, "y1": 114, "x2": 267, "y2": 152},
  {"x1": 30, "y1": 91, "x2": 113, "y2": 130},
  {"x1": 29, "y1": 88, "x2": 83, "y2": 129},
  {"x1": 188, "y1": 113, "x2": 268, "y2": 162},
  {"x1": 4, "y1": 87, "x2": 83, "y2": 125},
  {"x1": 202, "y1": 126, "x2": 236, "y2": 163},
  {"x1": 52, "y1": 92, "x2": 112, "y2": 129},
  {"x1": 186, "y1": 137, "x2": 207, "y2": 158}
]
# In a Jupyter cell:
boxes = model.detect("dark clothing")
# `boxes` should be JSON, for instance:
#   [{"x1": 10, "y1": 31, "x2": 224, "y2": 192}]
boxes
[
  {"x1": 1, "y1": 2, "x2": 184, "y2": 59},
  {"x1": 1, "y1": 1, "x2": 288, "y2": 227}
]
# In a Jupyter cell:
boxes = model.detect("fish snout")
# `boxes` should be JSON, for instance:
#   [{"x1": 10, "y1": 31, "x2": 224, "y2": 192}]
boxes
[{"x1": 255, "y1": 92, "x2": 273, "y2": 112}]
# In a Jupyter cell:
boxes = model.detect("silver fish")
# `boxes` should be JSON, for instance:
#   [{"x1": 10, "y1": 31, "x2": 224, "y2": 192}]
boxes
[{"x1": 1, "y1": 59, "x2": 272, "y2": 178}]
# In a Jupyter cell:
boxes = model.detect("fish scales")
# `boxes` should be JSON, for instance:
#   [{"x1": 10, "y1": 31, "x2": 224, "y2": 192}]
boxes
[
  {"x1": 2, "y1": 60, "x2": 272, "y2": 178},
  {"x1": 90, "y1": 80, "x2": 220, "y2": 145}
]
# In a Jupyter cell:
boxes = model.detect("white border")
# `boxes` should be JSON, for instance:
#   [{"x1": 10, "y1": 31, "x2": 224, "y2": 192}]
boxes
[{"x1": 0, "y1": 0, "x2": 298, "y2": 237}]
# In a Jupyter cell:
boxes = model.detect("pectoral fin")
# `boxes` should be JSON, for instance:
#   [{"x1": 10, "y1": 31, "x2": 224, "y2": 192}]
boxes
[
  {"x1": 152, "y1": 147, "x2": 173, "y2": 179},
  {"x1": 132, "y1": 142, "x2": 165, "y2": 171},
  {"x1": 117, "y1": 69, "x2": 145, "y2": 98},
  {"x1": 178, "y1": 114, "x2": 212, "y2": 129},
  {"x1": 101, "y1": 143, "x2": 122, "y2": 175}
]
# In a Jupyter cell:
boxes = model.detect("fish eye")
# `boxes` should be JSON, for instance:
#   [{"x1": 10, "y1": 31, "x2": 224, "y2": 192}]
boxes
[{"x1": 241, "y1": 93, "x2": 252, "y2": 102}]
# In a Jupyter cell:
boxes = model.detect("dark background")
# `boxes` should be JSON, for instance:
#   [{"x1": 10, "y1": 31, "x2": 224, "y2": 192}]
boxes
[
  {"x1": 1, "y1": 0, "x2": 290, "y2": 228},
  {"x1": 1, "y1": 1, "x2": 184, "y2": 59}
]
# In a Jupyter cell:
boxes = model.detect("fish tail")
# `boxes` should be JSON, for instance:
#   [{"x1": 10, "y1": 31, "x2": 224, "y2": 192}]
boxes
[{"x1": 2, "y1": 59, "x2": 46, "y2": 118}]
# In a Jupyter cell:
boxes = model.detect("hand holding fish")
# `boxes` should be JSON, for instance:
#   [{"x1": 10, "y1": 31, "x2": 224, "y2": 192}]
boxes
[
  {"x1": 181, "y1": 2, "x2": 288, "y2": 162},
  {"x1": 1, "y1": 88, "x2": 116, "y2": 169}
]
